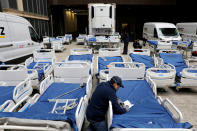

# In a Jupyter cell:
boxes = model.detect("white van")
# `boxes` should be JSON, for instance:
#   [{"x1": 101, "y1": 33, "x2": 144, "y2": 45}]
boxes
[
  {"x1": 0, "y1": 13, "x2": 42, "y2": 62},
  {"x1": 143, "y1": 22, "x2": 182, "y2": 41},
  {"x1": 176, "y1": 23, "x2": 197, "y2": 42}
]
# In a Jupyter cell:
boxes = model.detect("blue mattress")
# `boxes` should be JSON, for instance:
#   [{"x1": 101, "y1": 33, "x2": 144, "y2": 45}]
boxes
[
  {"x1": 0, "y1": 86, "x2": 15, "y2": 106},
  {"x1": 68, "y1": 54, "x2": 93, "y2": 62},
  {"x1": 111, "y1": 80, "x2": 192, "y2": 129},
  {"x1": 27, "y1": 62, "x2": 51, "y2": 81},
  {"x1": 129, "y1": 53, "x2": 154, "y2": 70},
  {"x1": 0, "y1": 83, "x2": 86, "y2": 131},
  {"x1": 98, "y1": 56, "x2": 123, "y2": 73},
  {"x1": 159, "y1": 53, "x2": 188, "y2": 77},
  {"x1": 147, "y1": 40, "x2": 158, "y2": 46}
]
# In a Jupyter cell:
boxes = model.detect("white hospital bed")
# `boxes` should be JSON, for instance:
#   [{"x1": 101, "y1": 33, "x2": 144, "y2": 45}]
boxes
[
  {"x1": 129, "y1": 49, "x2": 176, "y2": 90},
  {"x1": 96, "y1": 48, "x2": 124, "y2": 82},
  {"x1": 105, "y1": 65, "x2": 192, "y2": 131},
  {"x1": 51, "y1": 38, "x2": 65, "y2": 51},
  {"x1": 0, "y1": 65, "x2": 32, "y2": 112},
  {"x1": 66, "y1": 48, "x2": 94, "y2": 75},
  {"x1": 25, "y1": 49, "x2": 55, "y2": 87},
  {"x1": 158, "y1": 50, "x2": 197, "y2": 89},
  {"x1": 0, "y1": 62, "x2": 92, "y2": 131},
  {"x1": 76, "y1": 34, "x2": 87, "y2": 44}
]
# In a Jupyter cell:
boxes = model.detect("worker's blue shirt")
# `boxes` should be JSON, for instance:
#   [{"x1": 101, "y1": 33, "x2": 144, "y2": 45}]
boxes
[{"x1": 86, "y1": 81, "x2": 126, "y2": 122}]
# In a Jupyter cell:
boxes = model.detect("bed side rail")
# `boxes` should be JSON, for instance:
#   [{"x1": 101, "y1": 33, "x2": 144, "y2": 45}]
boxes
[
  {"x1": 146, "y1": 76, "x2": 157, "y2": 97},
  {"x1": 0, "y1": 65, "x2": 28, "y2": 86},
  {"x1": 75, "y1": 95, "x2": 88, "y2": 131},
  {"x1": 108, "y1": 62, "x2": 145, "y2": 80},
  {"x1": 54, "y1": 62, "x2": 90, "y2": 83},
  {"x1": 13, "y1": 78, "x2": 32, "y2": 103},
  {"x1": 39, "y1": 75, "x2": 54, "y2": 95},
  {"x1": 107, "y1": 101, "x2": 113, "y2": 130},
  {"x1": 25, "y1": 57, "x2": 33, "y2": 67},
  {"x1": 19, "y1": 93, "x2": 41, "y2": 112},
  {"x1": 0, "y1": 100, "x2": 15, "y2": 112},
  {"x1": 70, "y1": 48, "x2": 92, "y2": 55},
  {"x1": 86, "y1": 75, "x2": 92, "y2": 100},
  {"x1": 99, "y1": 48, "x2": 121, "y2": 57},
  {"x1": 129, "y1": 49, "x2": 150, "y2": 56},
  {"x1": 161, "y1": 98, "x2": 183, "y2": 123}
]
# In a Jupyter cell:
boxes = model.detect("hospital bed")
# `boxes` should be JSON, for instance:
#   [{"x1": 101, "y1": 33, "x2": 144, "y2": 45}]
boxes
[
  {"x1": 105, "y1": 65, "x2": 192, "y2": 131},
  {"x1": 0, "y1": 65, "x2": 32, "y2": 112},
  {"x1": 51, "y1": 37, "x2": 66, "y2": 51},
  {"x1": 25, "y1": 49, "x2": 55, "y2": 87},
  {"x1": 147, "y1": 40, "x2": 172, "y2": 53},
  {"x1": 64, "y1": 34, "x2": 72, "y2": 44},
  {"x1": 67, "y1": 48, "x2": 94, "y2": 75},
  {"x1": 96, "y1": 48, "x2": 124, "y2": 82},
  {"x1": 129, "y1": 49, "x2": 176, "y2": 90},
  {"x1": 172, "y1": 41, "x2": 192, "y2": 58},
  {"x1": 76, "y1": 34, "x2": 87, "y2": 44},
  {"x1": 158, "y1": 50, "x2": 197, "y2": 89},
  {"x1": 0, "y1": 62, "x2": 92, "y2": 131}
]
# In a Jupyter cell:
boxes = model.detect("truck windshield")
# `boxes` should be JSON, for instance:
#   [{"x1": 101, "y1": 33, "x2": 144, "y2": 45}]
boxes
[{"x1": 159, "y1": 28, "x2": 178, "y2": 36}]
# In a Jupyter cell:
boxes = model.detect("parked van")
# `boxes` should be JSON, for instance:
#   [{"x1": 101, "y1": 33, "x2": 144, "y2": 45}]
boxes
[
  {"x1": 143, "y1": 22, "x2": 182, "y2": 41},
  {"x1": 0, "y1": 13, "x2": 42, "y2": 62},
  {"x1": 176, "y1": 23, "x2": 197, "y2": 41}
]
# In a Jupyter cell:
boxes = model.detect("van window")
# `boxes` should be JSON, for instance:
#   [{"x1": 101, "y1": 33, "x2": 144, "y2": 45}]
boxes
[
  {"x1": 154, "y1": 28, "x2": 158, "y2": 38},
  {"x1": 109, "y1": 6, "x2": 112, "y2": 18},
  {"x1": 196, "y1": 29, "x2": 197, "y2": 35},
  {"x1": 91, "y1": 6, "x2": 94, "y2": 19},
  {"x1": 29, "y1": 27, "x2": 40, "y2": 42},
  {"x1": 159, "y1": 28, "x2": 178, "y2": 36}
]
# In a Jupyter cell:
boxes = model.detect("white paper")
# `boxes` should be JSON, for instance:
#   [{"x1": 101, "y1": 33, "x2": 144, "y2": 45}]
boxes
[{"x1": 124, "y1": 100, "x2": 134, "y2": 108}]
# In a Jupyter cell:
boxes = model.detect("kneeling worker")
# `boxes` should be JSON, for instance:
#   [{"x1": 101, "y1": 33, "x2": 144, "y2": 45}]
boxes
[{"x1": 86, "y1": 76, "x2": 129, "y2": 131}]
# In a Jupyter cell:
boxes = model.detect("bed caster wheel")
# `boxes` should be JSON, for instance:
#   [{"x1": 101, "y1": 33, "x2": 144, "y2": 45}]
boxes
[{"x1": 176, "y1": 86, "x2": 180, "y2": 91}]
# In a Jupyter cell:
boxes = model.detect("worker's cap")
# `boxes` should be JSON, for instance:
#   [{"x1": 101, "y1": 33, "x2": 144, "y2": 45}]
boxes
[{"x1": 110, "y1": 76, "x2": 124, "y2": 88}]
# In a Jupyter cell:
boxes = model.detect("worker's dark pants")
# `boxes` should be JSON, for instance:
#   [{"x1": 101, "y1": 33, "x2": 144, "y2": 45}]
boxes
[
  {"x1": 87, "y1": 119, "x2": 108, "y2": 131},
  {"x1": 123, "y1": 42, "x2": 129, "y2": 54}
]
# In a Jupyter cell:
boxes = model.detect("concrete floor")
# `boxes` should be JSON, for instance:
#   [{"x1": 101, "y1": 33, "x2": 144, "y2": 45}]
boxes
[{"x1": 55, "y1": 42, "x2": 197, "y2": 130}]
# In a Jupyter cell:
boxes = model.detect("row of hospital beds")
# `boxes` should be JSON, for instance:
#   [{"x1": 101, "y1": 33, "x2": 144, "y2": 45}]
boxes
[
  {"x1": 0, "y1": 60, "x2": 92, "y2": 131},
  {"x1": 0, "y1": 47, "x2": 194, "y2": 130}
]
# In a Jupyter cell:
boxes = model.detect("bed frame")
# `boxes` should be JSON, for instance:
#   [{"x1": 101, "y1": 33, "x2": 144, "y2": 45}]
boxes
[
  {"x1": 0, "y1": 62, "x2": 92, "y2": 131},
  {"x1": 97, "y1": 48, "x2": 125, "y2": 82},
  {"x1": 106, "y1": 67, "x2": 191, "y2": 131},
  {"x1": 25, "y1": 49, "x2": 55, "y2": 87},
  {"x1": 159, "y1": 50, "x2": 197, "y2": 89}
]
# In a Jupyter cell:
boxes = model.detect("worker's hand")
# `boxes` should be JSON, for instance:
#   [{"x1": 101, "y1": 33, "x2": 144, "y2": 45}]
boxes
[
  {"x1": 124, "y1": 105, "x2": 130, "y2": 112},
  {"x1": 117, "y1": 98, "x2": 123, "y2": 104}
]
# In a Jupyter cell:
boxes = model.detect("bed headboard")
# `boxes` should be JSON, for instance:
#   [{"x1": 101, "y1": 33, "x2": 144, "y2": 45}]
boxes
[
  {"x1": 130, "y1": 49, "x2": 150, "y2": 56},
  {"x1": 99, "y1": 48, "x2": 121, "y2": 57},
  {"x1": 33, "y1": 49, "x2": 56, "y2": 63},
  {"x1": 0, "y1": 65, "x2": 28, "y2": 86},
  {"x1": 54, "y1": 62, "x2": 90, "y2": 83},
  {"x1": 70, "y1": 48, "x2": 92, "y2": 55},
  {"x1": 107, "y1": 62, "x2": 145, "y2": 80}
]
